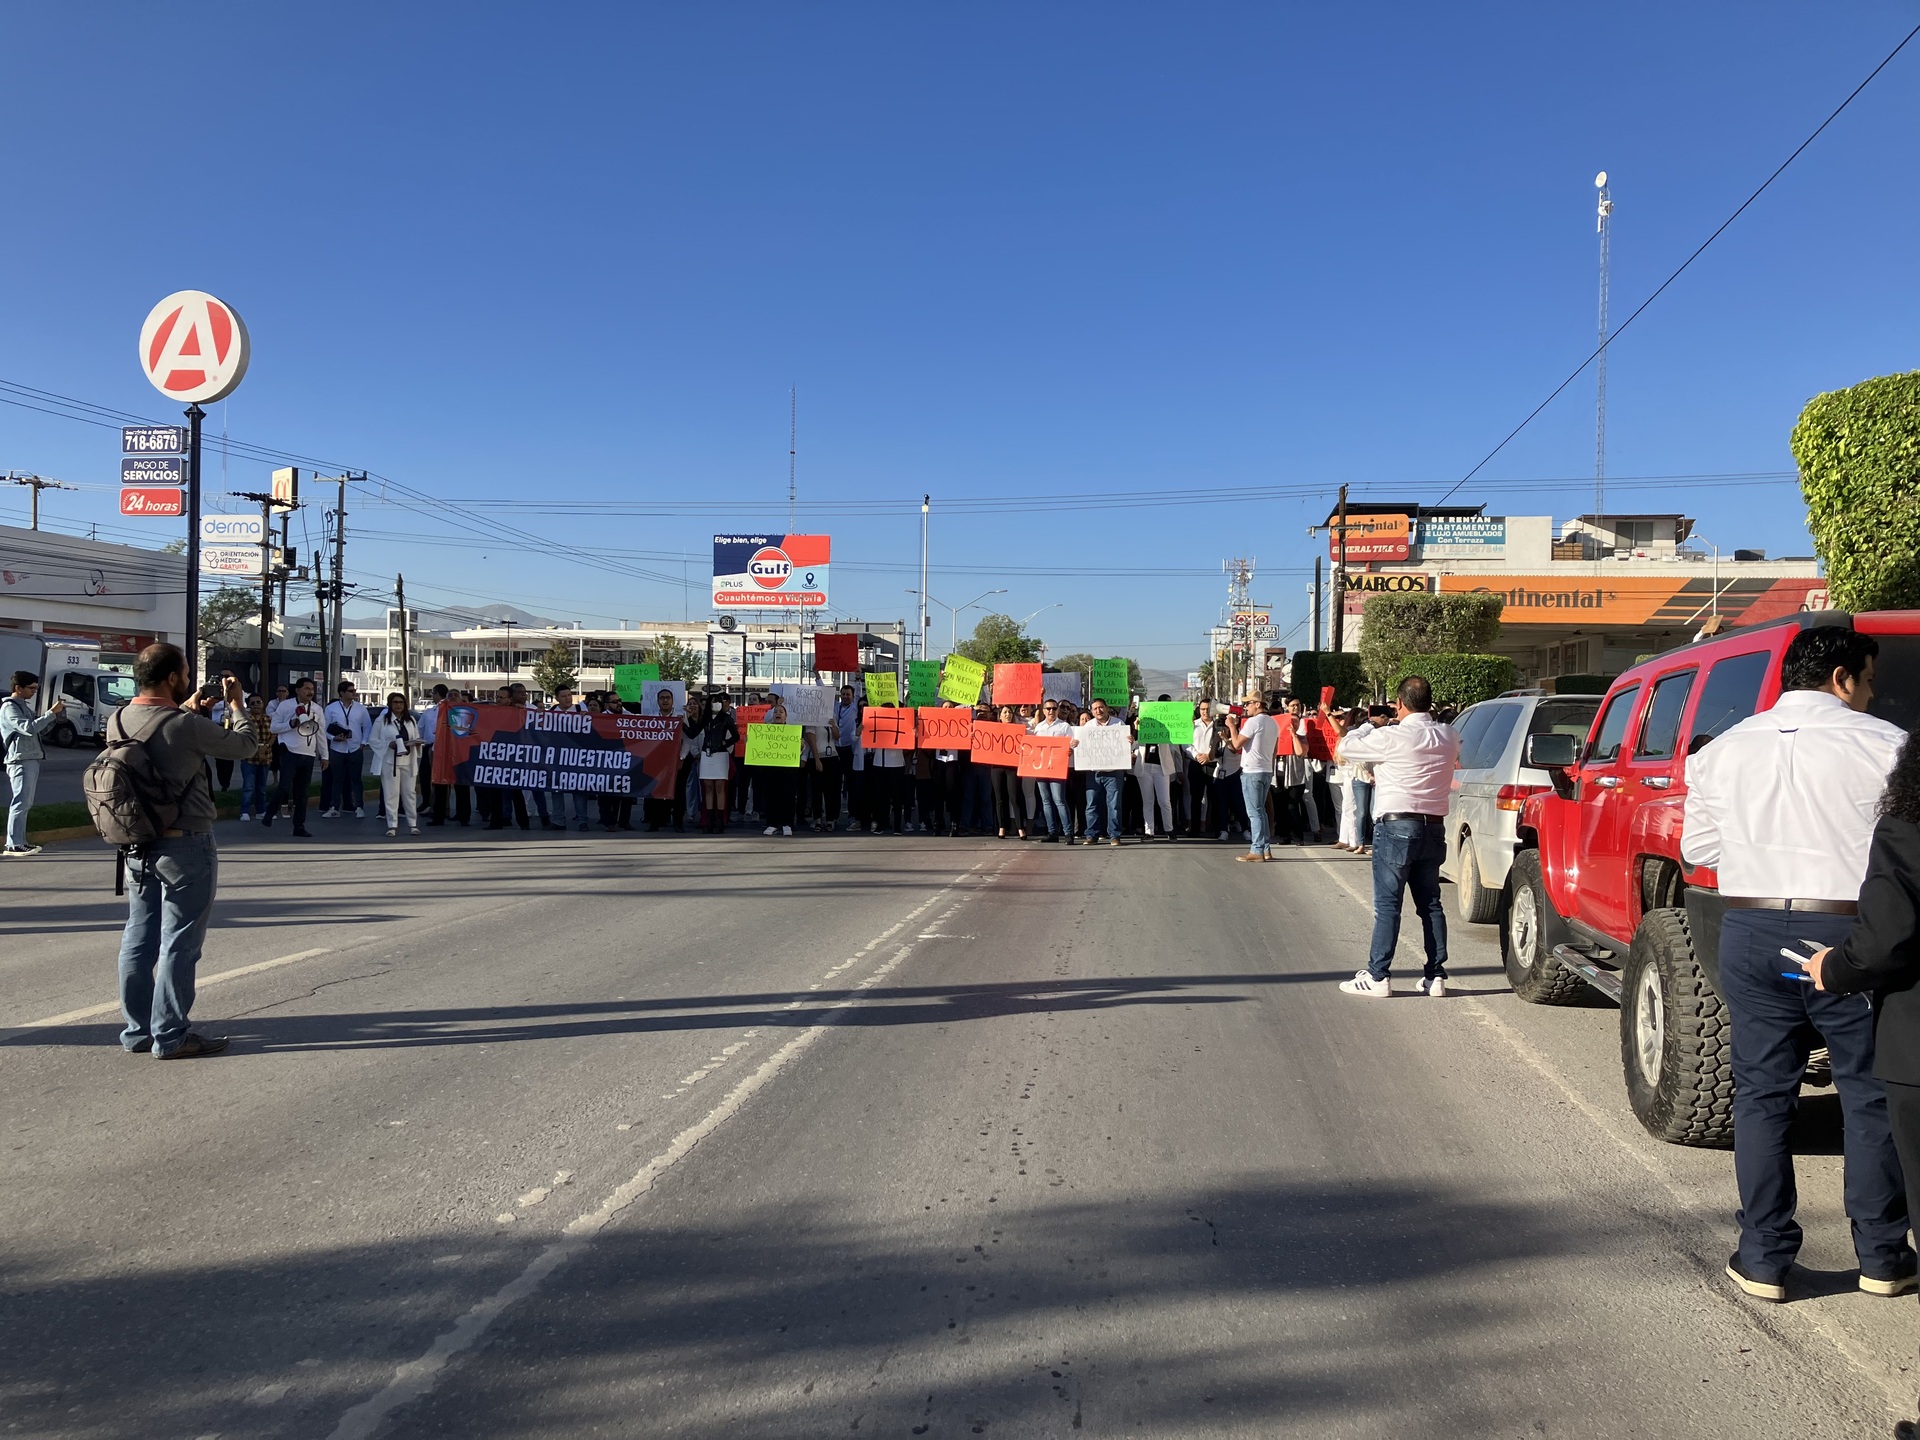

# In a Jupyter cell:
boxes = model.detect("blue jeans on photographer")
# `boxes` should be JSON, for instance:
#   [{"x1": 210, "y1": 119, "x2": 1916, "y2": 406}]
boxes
[
  {"x1": 1367, "y1": 814, "x2": 1448, "y2": 981},
  {"x1": 118, "y1": 832, "x2": 219, "y2": 1055}
]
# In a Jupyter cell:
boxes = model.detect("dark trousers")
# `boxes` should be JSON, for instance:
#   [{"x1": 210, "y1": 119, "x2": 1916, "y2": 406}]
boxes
[
  {"x1": 868, "y1": 766, "x2": 910, "y2": 831},
  {"x1": 1211, "y1": 771, "x2": 1246, "y2": 836},
  {"x1": 989, "y1": 766, "x2": 1025, "y2": 832},
  {"x1": 1277, "y1": 783, "x2": 1309, "y2": 843},
  {"x1": 934, "y1": 760, "x2": 968, "y2": 832},
  {"x1": 1185, "y1": 762, "x2": 1213, "y2": 833},
  {"x1": 1366, "y1": 815, "x2": 1448, "y2": 981},
  {"x1": 433, "y1": 781, "x2": 471, "y2": 825},
  {"x1": 264, "y1": 748, "x2": 315, "y2": 829},
  {"x1": 1881, "y1": 1082, "x2": 1920, "y2": 1280},
  {"x1": 1311, "y1": 772, "x2": 1334, "y2": 834},
  {"x1": 323, "y1": 747, "x2": 365, "y2": 812},
  {"x1": 755, "y1": 767, "x2": 796, "y2": 828},
  {"x1": 1718, "y1": 908, "x2": 1911, "y2": 1280},
  {"x1": 836, "y1": 751, "x2": 860, "y2": 826},
  {"x1": 811, "y1": 762, "x2": 839, "y2": 824}
]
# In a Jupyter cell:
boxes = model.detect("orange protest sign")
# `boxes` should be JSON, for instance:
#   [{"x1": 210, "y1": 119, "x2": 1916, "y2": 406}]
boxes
[
  {"x1": 971, "y1": 720, "x2": 1026, "y2": 767},
  {"x1": 733, "y1": 704, "x2": 769, "y2": 757},
  {"x1": 992, "y1": 663, "x2": 1043, "y2": 706},
  {"x1": 1017, "y1": 734, "x2": 1072, "y2": 780},
  {"x1": 861, "y1": 706, "x2": 917, "y2": 751},
  {"x1": 917, "y1": 706, "x2": 974, "y2": 747}
]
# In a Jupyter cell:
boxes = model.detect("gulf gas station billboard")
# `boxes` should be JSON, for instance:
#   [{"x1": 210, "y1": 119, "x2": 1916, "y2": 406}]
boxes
[{"x1": 712, "y1": 534, "x2": 831, "y2": 608}]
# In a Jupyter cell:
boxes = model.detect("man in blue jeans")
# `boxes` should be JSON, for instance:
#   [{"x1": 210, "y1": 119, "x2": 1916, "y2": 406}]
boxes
[
  {"x1": 1684, "y1": 625, "x2": 1914, "y2": 1303},
  {"x1": 1228, "y1": 690, "x2": 1279, "y2": 862},
  {"x1": 1334, "y1": 676, "x2": 1461, "y2": 998},
  {"x1": 113, "y1": 644, "x2": 258, "y2": 1059},
  {"x1": 2, "y1": 669, "x2": 66, "y2": 857},
  {"x1": 1077, "y1": 697, "x2": 1129, "y2": 846}
]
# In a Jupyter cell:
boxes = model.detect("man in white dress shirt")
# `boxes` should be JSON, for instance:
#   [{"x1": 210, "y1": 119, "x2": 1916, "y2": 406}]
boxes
[
  {"x1": 321, "y1": 681, "x2": 372, "y2": 818},
  {"x1": 1334, "y1": 675, "x2": 1460, "y2": 997},
  {"x1": 1682, "y1": 625, "x2": 1913, "y2": 1302}
]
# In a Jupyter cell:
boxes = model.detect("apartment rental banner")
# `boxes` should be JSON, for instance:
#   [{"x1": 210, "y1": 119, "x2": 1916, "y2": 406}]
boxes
[{"x1": 430, "y1": 704, "x2": 681, "y2": 798}]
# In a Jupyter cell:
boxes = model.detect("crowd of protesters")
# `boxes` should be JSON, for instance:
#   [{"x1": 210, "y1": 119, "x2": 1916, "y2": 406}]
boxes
[{"x1": 203, "y1": 678, "x2": 1438, "y2": 853}]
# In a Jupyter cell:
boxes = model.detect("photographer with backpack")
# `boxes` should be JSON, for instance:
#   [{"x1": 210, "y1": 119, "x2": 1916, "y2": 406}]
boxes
[{"x1": 102, "y1": 644, "x2": 258, "y2": 1059}]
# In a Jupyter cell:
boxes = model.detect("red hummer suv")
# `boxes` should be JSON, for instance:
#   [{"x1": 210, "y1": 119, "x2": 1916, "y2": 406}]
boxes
[{"x1": 1506, "y1": 609, "x2": 1920, "y2": 1147}]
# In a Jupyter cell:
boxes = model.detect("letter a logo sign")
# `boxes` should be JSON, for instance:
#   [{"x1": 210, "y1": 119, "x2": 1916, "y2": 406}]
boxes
[{"x1": 138, "y1": 291, "x2": 250, "y2": 404}]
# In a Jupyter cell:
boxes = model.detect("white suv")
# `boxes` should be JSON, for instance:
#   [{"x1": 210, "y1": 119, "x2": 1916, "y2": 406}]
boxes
[{"x1": 1438, "y1": 692, "x2": 1601, "y2": 924}]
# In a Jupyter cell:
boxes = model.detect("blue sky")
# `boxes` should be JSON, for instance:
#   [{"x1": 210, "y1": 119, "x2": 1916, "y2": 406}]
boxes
[{"x1": 4, "y1": 2, "x2": 1918, "y2": 666}]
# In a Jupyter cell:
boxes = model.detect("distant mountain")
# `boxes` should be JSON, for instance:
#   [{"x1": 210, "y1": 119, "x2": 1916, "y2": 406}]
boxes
[{"x1": 341, "y1": 602, "x2": 561, "y2": 632}]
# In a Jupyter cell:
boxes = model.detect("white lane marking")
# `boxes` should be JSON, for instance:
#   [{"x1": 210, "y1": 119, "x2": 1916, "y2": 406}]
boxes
[
  {"x1": 11, "y1": 948, "x2": 333, "y2": 1031},
  {"x1": 326, "y1": 863, "x2": 996, "y2": 1440},
  {"x1": 1303, "y1": 848, "x2": 1911, "y2": 1417}
]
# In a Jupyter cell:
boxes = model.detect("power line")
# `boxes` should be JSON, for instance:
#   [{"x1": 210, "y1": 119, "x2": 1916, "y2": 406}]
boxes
[{"x1": 1434, "y1": 19, "x2": 1920, "y2": 506}]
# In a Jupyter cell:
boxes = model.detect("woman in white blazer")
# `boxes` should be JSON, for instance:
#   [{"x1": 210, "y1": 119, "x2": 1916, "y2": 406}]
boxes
[{"x1": 368, "y1": 692, "x2": 424, "y2": 836}]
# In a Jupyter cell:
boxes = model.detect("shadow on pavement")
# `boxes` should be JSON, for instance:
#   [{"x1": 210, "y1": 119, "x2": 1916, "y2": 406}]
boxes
[{"x1": 0, "y1": 1180, "x2": 1635, "y2": 1439}]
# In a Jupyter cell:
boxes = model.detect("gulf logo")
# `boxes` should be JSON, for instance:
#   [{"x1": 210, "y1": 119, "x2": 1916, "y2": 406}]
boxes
[
  {"x1": 138, "y1": 291, "x2": 250, "y2": 405},
  {"x1": 749, "y1": 546, "x2": 793, "y2": 589}
]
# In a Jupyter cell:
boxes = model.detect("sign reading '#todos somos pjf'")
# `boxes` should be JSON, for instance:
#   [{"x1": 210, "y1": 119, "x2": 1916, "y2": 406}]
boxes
[
  {"x1": 138, "y1": 291, "x2": 250, "y2": 404},
  {"x1": 712, "y1": 534, "x2": 830, "y2": 608}
]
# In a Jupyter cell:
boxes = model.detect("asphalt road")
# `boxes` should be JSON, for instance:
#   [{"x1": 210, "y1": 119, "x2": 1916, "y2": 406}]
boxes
[{"x1": 3, "y1": 818, "x2": 1917, "y2": 1438}]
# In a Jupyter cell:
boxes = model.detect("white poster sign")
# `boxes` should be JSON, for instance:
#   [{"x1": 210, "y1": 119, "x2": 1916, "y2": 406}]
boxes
[
  {"x1": 770, "y1": 682, "x2": 836, "y2": 727},
  {"x1": 1071, "y1": 722, "x2": 1132, "y2": 771}
]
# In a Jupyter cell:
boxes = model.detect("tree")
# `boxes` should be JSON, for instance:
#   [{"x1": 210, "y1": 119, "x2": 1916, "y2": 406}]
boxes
[
  {"x1": 1792, "y1": 371, "x2": 1920, "y2": 611},
  {"x1": 531, "y1": 640, "x2": 578, "y2": 698},
  {"x1": 198, "y1": 586, "x2": 257, "y2": 650},
  {"x1": 1195, "y1": 659, "x2": 1215, "y2": 696},
  {"x1": 159, "y1": 537, "x2": 187, "y2": 555},
  {"x1": 1049, "y1": 652, "x2": 1144, "y2": 699},
  {"x1": 650, "y1": 633, "x2": 705, "y2": 682},
  {"x1": 1359, "y1": 592, "x2": 1503, "y2": 694},
  {"x1": 953, "y1": 612, "x2": 1042, "y2": 666}
]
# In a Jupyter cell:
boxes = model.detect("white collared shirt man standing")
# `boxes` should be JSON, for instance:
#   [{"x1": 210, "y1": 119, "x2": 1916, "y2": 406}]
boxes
[
  {"x1": 1334, "y1": 676, "x2": 1460, "y2": 997},
  {"x1": 1681, "y1": 624, "x2": 1914, "y2": 1304},
  {"x1": 322, "y1": 682, "x2": 372, "y2": 818}
]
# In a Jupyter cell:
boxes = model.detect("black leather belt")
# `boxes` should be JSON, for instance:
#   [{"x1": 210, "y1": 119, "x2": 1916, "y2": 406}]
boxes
[
  {"x1": 1725, "y1": 897, "x2": 1858, "y2": 916},
  {"x1": 1376, "y1": 812, "x2": 1446, "y2": 825}
]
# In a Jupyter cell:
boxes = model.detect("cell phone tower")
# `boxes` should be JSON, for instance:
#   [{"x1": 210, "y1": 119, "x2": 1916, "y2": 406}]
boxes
[{"x1": 1594, "y1": 171, "x2": 1613, "y2": 519}]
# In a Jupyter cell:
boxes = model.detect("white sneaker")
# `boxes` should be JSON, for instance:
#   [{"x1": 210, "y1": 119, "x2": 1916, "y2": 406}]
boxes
[
  {"x1": 320, "y1": 808, "x2": 339, "y2": 819},
  {"x1": 1419, "y1": 976, "x2": 1448, "y2": 998},
  {"x1": 354, "y1": 807, "x2": 365, "y2": 818},
  {"x1": 238, "y1": 812, "x2": 251, "y2": 822},
  {"x1": 410, "y1": 826, "x2": 421, "y2": 835},
  {"x1": 1218, "y1": 831, "x2": 1228, "y2": 842},
  {"x1": 764, "y1": 826, "x2": 777, "y2": 836},
  {"x1": 2, "y1": 845, "x2": 42, "y2": 857},
  {"x1": 1339, "y1": 971, "x2": 1392, "y2": 998},
  {"x1": 781, "y1": 825, "x2": 793, "y2": 836},
  {"x1": 387, "y1": 827, "x2": 398, "y2": 837}
]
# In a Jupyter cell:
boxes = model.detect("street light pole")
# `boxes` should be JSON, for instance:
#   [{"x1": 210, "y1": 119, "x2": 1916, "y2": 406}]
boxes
[{"x1": 919, "y1": 495, "x2": 930, "y2": 663}]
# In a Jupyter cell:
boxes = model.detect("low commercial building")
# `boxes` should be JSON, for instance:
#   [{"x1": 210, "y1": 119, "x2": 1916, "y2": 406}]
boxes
[
  {"x1": 0, "y1": 523, "x2": 187, "y2": 665},
  {"x1": 1327, "y1": 506, "x2": 1822, "y2": 683},
  {"x1": 343, "y1": 614, "x2": 905, "y2": 701}
]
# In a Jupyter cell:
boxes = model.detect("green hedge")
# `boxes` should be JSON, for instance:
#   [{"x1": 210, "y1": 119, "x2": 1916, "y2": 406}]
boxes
[
  {"x1": 1288, "y1": 651, "x2": 1369, "y2": 707},
  {"x1": 1389, "y1": 653, "x2": 1516, "y2": 710},
  {"x1": 1792, "y1": 371, "x2": 1920, "y2": 612}
]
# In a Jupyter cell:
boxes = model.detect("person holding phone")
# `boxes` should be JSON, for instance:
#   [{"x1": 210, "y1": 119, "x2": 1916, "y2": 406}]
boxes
[{"x1": 1682, "y1": 626, "x2": 1913, "y2": 1302}]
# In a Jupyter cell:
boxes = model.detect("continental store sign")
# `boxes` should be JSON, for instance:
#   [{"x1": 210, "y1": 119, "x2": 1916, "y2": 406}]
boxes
[{"x1": 1437, "y1": 574, "x2": 1826, "y2": 628}]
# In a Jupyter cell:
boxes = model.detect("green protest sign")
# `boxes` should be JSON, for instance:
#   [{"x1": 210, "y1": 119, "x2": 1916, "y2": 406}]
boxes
[
  {"x1": 744, "y1": 723, "x2": 804, "y2": 768},
  {"x1": 907, "y1": 660, "x2": 941, "y2": 707},
  {"x1": 612, "y1": 664, "x2": 656, "y2": 702},
  {"x1": 939, "y1": 654, "x2": 986, "y2": 706},
  {"x1": 1137, "y1": 700, "x2": 1194, "y2": 745},
  {"x1": 864, "y1": 672, "x2": 899, "y2": 707},
  {"x1": 1091, "y1": 658, "x2": 1130, "y2": 707}
]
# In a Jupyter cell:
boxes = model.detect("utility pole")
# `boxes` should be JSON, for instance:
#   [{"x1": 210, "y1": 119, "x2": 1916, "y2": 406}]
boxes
[
  {"x1": 5, "y1": 473, "x2": 78, "y2": 529},
  {"x1": 321, "y1": 473, "x2": 355, "y2": 698},
  {"x1": 184, "y1": 405, "x2": 205, "y2": 669},
  {"x1": 919, "y1": 495, "x2": 930, "y2": 664},
  {"x1": 1594, "y1": 170, "x2": 1613, "y2": 520},
  {"x1": 234, "y1": 488, "x2": 278, "y2": 697},
  {"x1": 1310, "y1": 555, "x2": 1322, "y2": 653},
  {"x1": 1330, "y1": 484, "x2": 1350, "y2": 655},
  {"x1": 395, "y1": 574, "x2": 411, "y2": 700},
  {"x1": 788, "y1": 387, "x2": 797, "y2": 533}
]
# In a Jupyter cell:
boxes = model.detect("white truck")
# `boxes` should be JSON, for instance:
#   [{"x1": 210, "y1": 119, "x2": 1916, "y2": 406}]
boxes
[{"x1": 0, "y1": 633, "x2": 133, "y2": 746}]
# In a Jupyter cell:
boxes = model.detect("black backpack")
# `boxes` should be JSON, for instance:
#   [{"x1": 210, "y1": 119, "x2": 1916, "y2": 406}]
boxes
[{"x1": 84, "y1": 708, "x2": 194, "y2": 849}]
